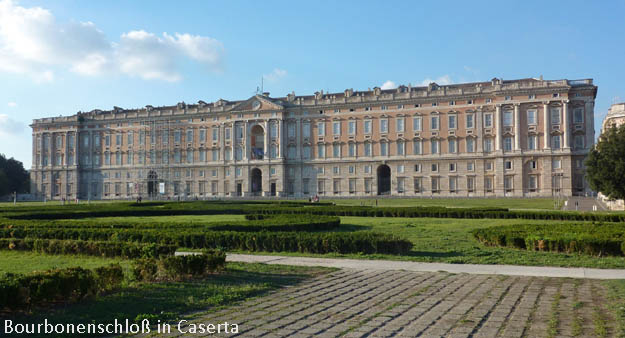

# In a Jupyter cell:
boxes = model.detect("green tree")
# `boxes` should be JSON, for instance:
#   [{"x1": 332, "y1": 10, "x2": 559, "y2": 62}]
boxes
[
  {"x1": 586, "y1": 124, "x2": 625, "y2": 200},
  {"x1": 0, "y1": 154, "x2": 30, "y2": 197}
]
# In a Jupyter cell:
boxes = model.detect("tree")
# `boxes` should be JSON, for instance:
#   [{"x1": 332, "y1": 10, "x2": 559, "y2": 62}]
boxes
[
  {"x1": 0, "y1": 154, "x2": 30, "y2": 197},
  {"x1": 586, "y1": 124, "x2": 625, "y2": 200}
]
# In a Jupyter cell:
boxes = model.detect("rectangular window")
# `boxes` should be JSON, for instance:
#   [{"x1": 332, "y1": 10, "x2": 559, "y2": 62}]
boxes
[
  {"x1": 235, "y1": 125, "x2": 244, "y2": 139},
  {"x1": 485, "y1": 161, "x2": 493, "y2": 171},
  {"x1": 364, "y1": 143, "x2": 372, "y2": 156},
  {"x1": 574, "y1": 108, "x2": 584, "y2": 123},
  {"x1": 364, "y1": 120, "x2": 372, "y2": 134},
  {"x1": 449, "y1": 163, "x2": 456, "y2": 172},
  {"x1": 449, "y1": 177, "x2": 457, "y2": 192},
  {"x1": 431, "y1": 139, "x2": 439, "y2": 154},
  {"x1": 414, "y1": 177, "x2": 422, "y2": 193},
  {"x1": 380, "y1": 142, "x2": 388, "y2": 156},
  {"x1": 116, "y1": 134, "x2": 122, "y2": 146},
  {"x1": 529, "y1": 175, "x2": 538, "y2": 191},
  {"x1": 397, "y1": 141, "x2": 405, "y2": 155},
  {"x1": 466, "y1": 137, "x2": 475, "y2": 153},
  {"x1": 467, "y1": 161, "x2": 474, "y2": 171},
  {"x1": 199, "y1": 129, "x2": 206, "y2": 142},
  {"x1": 364, "y1": 165, "x2": 371, "y2": 174},
  {"x1": 448, "y1": 139, "x2": 456, "y2": 153},
  {"x1": 174, "y1": 130, "x2": 181, "y2": 143},
  {"x1": 467, "y1": 177, "x2": 475, "y2": 192},
  {"x1": 504, "y1": 176, "x2": 513, "y2": 192},
  {"x1": 431, "y1": 163, "x2": 438, "y2": 172},
  {"x1": 485, "y1": 177, "x2": 493, "y2": 192},
  {"x1": 484, "y1": 114, "x2": 493, "y2": 128},
  {"x1": 348, "y1": 143, "x2": 356, "y2": 157},
  {"x1": 349, "y1": 178, "x2": 356, "y2": 194},
  {"x1": 527, "y1": 110, "x2": 537, "y2": 125},
  {"x1": 397, "y1": 177, "x2": 405, "y2": 193},
  {"x1": 333, "y1": 121, "x2": 341, "y2": 135},
  {"x1": 317, "y1": 122, "x2": 325, "y2": 136},
  {"x1": 348, "y1": 121, "x2": 356, "y2": 135},
  {"x1": 431, "y1": 177, "x2": 440, "y2": 193},
  {"x1": 553, "y1": 158, "x2": 562, "y2": 169},
  {"x1": 333, "y1": 166, "x2": 340, "y2": 174},
  {"x1": 333, "y1": 144, "x2": 341, "y2": 158},
  {"x1": 430, "y1": 116, "x2": 439, "y2": 130},
  {"x1": 396, "y1": 118, "x2": 405, "y2": 132},
  {"x1": 303, "y1": 122, "x2": 311, "y2": 138},
  {"x1": 448, "y1": 115, "x2": 456, "y2": 129},
  {"x1": 303, "y1": 145, "x2": 311, "y2": 159},
  {"x1": 552, "y1": 135, "x2": 561, "y2": 149},
  {"x1": 466, "y1": 114, "x2": 474, "y2": 129},
  {"x1": 317, "y1": 144, "x2": 325, "y2": 158},
  {"x1": 413, "y1": 117, "x2": 422, "y2": 131},
  {"x1": 551, "y1": 108, "x2": 561, "y2": 124},
  {"x1": 484, "y1": 138, "x2": 493, "y2": 152},
  {"x1": 212, "y1": 128, "x2": 218, "y2": 141},
  {"x1": 505, "y1": 160, "x2": 513, "y2": 170},
  {"x1": 574, "y1": 135, "x2": 584, "y2": 149},
  {"x1": 503, "y1": 111, "x2": 513, "y2": 126},
  {"x1": 162, "y1": 131, "x2": 169, "y2": 144},
  {"x1": 528, "y1": 135, "x2": 537, "y2": 150},
  {"x1": 414, "y1": 164, "x2": 421, "y2": 172},
  {"x1": 413, "y1": 139, "x2": 422, "y2": 155},
  {"x1": 504, "y1": 137, "x2": 513, "y2": 151},
  {"x1": 380, "y1": 119, "x2": 388, "y2": 133},
  {"x1": 225, "y1": 127, "x2": 231, "y2": 140}
]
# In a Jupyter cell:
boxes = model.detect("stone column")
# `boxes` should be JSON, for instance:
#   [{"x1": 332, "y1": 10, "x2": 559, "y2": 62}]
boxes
[
  {"x1": 263, "y1": 120, "x2": 269, "y2": 159},
  {"x1": 543, "y1": 102, "x2": 550, "y2": 150},
  {"x1": 585, "y1": 101, "x2": 594, "y2": 149},
  {"x1": 495, "y1": 105, "x2": 502, "y2": 151},
  {"x1": 244, "y1": 121, "x2": 250, "y2": 161},
  {"x1": 278, "y1": 119, "x2": 284, "y2": 159},
  {"x1": 562, "y1": 100, "x2": 570, "y2": 149},
  {"x1": 514, "y1": 104, "x2": 521, "y2": 151}
]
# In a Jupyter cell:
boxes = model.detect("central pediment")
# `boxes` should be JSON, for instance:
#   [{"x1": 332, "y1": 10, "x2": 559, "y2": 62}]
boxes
[{"x1": 230, "y1": 95, "x2": 285, "y2": 112}]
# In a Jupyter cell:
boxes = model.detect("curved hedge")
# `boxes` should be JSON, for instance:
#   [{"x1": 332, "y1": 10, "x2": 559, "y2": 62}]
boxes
[
  {"x1": 0, "y1": 238, "x2": 176, "y2": 258},
  {"x1": 472, "y1": 223, "x2": 625, "y2": 256}
]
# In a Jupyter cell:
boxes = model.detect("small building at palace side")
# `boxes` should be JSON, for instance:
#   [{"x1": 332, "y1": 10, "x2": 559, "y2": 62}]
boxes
[{"x1": 29, "y1": 77, "x2": 597, "y2": 200}]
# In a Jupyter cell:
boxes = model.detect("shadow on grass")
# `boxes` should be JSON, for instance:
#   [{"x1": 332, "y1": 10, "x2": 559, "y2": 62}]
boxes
[{"x1": 3, "y1": 263, "x2": 324, "y2": 337}]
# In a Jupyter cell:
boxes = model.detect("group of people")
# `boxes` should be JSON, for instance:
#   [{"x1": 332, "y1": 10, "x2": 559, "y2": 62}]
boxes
[{"x1": 308, "y1": 194, "x2": 320, "y2": 203}]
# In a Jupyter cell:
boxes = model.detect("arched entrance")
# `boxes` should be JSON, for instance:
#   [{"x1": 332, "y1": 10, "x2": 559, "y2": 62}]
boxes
[
  {"x1": 251, "y1": 168, "x2": 262, "y2": 196},
  {"x1": 250, "y1": 125, "x2": 265, "y2": 159},
  {"x1": 377, "y1": 165, "x2": 391, "y2": 195},
  {"x1": 147, "y1": 170, "x2": 158, "y2": 196}
]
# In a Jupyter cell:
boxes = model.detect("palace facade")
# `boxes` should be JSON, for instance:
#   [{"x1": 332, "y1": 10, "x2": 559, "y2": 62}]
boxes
[{"x1": 30, "y1": 77, "x2": 597, "y2": 200}]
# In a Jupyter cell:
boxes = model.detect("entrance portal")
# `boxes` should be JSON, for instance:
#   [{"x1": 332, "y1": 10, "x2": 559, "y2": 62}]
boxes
[
  {"x1": 147, "y1": 170, "x2": 158, "y2": 196},
  {"x1": 377, "y1": 165, "x2": 391, "y2": 195},
  {"x1": 251, "y1": 168, "x2": 262, "y2": 196},
  {"x1": 250, "y1": 125, "x2": 265, "y2": 159}
]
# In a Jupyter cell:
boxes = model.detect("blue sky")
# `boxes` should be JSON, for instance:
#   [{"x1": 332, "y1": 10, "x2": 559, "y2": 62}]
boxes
[{"x1": 0, "y1": 0, "x2": 624, "y2": 168}]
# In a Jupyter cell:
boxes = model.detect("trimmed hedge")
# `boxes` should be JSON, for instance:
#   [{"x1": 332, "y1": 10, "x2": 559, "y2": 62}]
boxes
[
  {"x1": 472, "y1": 223, "x2": 625, "y2": 256},
  {"x1": 133, "y1": 250, "x2": 226, "y2": 282},
  {"x1": 0, "y1": 227, "x2": 412, "y2": 255},
  {"x1": 0, "y1": 264, "x2": 123, "y2": 311},
  {"x1": 0, "y1": 238, "x2": 176, "y2": 258}
]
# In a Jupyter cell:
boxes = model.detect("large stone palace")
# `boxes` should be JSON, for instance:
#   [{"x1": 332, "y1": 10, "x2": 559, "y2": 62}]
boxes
[{"x1": 30, "y1": 77, "x2": 597, "y2": 200}]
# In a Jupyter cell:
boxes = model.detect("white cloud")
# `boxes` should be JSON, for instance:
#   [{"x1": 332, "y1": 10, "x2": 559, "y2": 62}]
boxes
[
  {"x1": 7, "y1": 102, "x2": 16, "y2": 107},
  {"x1": 0, "y1": 113, "x2": 24, "y2": 136},
  {"x1": 263, "y1": 68, "x2": 287, "y2": 82},
  {"x1": 419, "y1": 75, "x2": 453, "y2": 86},
  {"x1": 381, "y1": 80, "x2": 397, "y2": 90},
  {"x1": 0, "y1": 0, "x2": 225, "y2": 82}
]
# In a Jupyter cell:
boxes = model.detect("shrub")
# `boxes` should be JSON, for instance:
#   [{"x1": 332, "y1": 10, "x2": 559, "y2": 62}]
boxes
[
  {"x1": 133, "y1": 250, "x2": 226, "y2": 282},
  {"x1": 0, "y1": 238, "x2": 176, "y2": 258}
]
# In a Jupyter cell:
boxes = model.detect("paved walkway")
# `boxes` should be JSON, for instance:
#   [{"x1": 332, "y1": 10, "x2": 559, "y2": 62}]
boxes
[
  {"x1": 166, "y1": 269, "x2": 616, "y2": 337},
  {"x1": 218, "y1": 254, "x2": 625, "y2": 280},
  {"x1": 564, "y1": 196, "x2": 607, "y2": 211}
]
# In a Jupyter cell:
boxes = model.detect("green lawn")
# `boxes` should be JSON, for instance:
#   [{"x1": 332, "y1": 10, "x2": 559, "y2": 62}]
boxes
[
  {"x1": 321, "y1": 197, "x2": 558, "y2": 210},
  {"x1": 8, "y1": 262, "x2": 333, "y2": 337},
  {"x1": 87, "y1": 214, "x2": 246, "y2": 224},
  {"x1": 0, "y1": 250, "x2": 132, "y2": 274}
]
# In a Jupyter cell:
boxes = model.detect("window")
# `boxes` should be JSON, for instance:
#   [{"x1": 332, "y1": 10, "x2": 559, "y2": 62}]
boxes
[
  {"x1": 505, "y1": 160, "x2": 513, "y2": 170},
  {"x1": 397, "y1": 141, "x2": 405, "y2": 155},
  {"x1": 503, "y1": 111, "x2": 513, "y2": 126},
  {"x1": 448, "y1": 139, "x2": 457, "y2": 153},
  {"x1": 466, "y1": 114, "x2": 474, "y2": 129},
  {"x1": 346, "y1": 121, "x2": 355, "y2": 135},
  {"x1": 174, "y1": 130, "x2": 181, "y2": 143},
  {"x1": 139, "y1": 131, "x2": 145, "y2": 145},
  {"x1": 333, "y1": 121, "x2": 341, "y2": 135},
  {"x1": 317, "y1": 122, "x2": 325, "y2": 136},
  {"x1": 381, "y1": 105, "x2": 387, "y2": 110},
  {"x1": 349, "y1": 165, "x2": 355, "y2": 174},
  {"x1": 529, "y1": 94, "x2": 536, "y2": 99},
  {"x1": 449, "y1": 163, "x2": 456, "y2": 172},
  {"x1": 485, "y1": 177, "x2": 493, "y2": 192},
  {"x1": 466, "y1": 137, "x2": 475, "y2": 153},
  {"x1": 186, "y1": 130, "x2": 193, "y2": 143},
  {"x1": 448, "y1": 115, "x2": 457, "y2": 129},
  {"x1": 430, "y1": 116, "x2": 439, "y2": 130},
  {"x1": 413, "y1": 116, "x2": 422, "y2": 131},
  {"x1": 83, "y1": 134, "x2": 89, "y2": 147},
  {"x1": 212, "y1": 128, "x2": 218, "y2": 141},
  {"x1": 397, "y1": 177, "x2": 405, "y2": 193},
  {"x1": 116, "y1": 134, "x2": 122, "y2": 146},
  {"x1": 200, "y1": 129, "x2": 206, "y2": 142},
  {"x1": 269, "y1": 168, "x2": 276, "y2": 176},
  {"x1": 552, "y1": 135, "x2": 561, "y2": 149},
  {"x1": 380, "y1": 119, "x2": 388, "y2": 133},
  {"x1": 287, "y1": 146, "x2": 296, "y2": 159},
  {"x1": 225, "y1": 127, "x2": 231, "y2": 140},
  {"x1": 553, "y1": 158, "x2": 562, "y2": 169},
  {"x1": 303, "y1": 145, "x2": 311, "y2": 159},
  {"x1": 398, "y1": 165, "x2": 405, "y2": 173},
  {"x1": 333, "y1": 179, "x2": 340, "y2": 194},
  {"x1": 574, "y1": 108, "x2": 584, "y2": 123},
  {"x1": 414, "y1": 177, "x2": 422, "y2": 193},
  {"x1": 467, "y1": 161, "x2": 474, "y2": 171},
  {"x1": 484, "y1": 114, "x2": 493, "y2": 128},
  {"x1": 380, "y1": 141, "x2": 388, "y2": 156},
  {"x1": 485, "y1": 161, "x2": 493, "y2": 171},
  {"x1": 431, "y1": 177, "x2": 440, "y2": 193},
  {"x1": 287, "y1": 123, "x2": 295, "y2": 138},
  {"x1": 317, "y1": 180, "x2": 325, "y2": 194},
  {"x1": 431, "y1": 139, "x2": 439, "y2": 154},
  {"x1": 235, "y1": 146, "x2": 243, "y2": 160},
  {"x1": 303, "y1": 123, "x2": 311, "y2": 138},
  {"x1": 527, "y1": 110, "x2": 537, "y2": 125},
  {"x1": 364, "y1": 142, "x2": 372, "y2": 156},
  {"x1": 574, "y1": 135, "x2": 584, "y2": 149},
  {"x1": 364, "y1": 165, "x2": 371, "y2": 174},
  {"x1": 349, "y1": 179, "x2": 356, "y2": 194},
  {"x1": 449, "y1": 101, "x2": 455, "y2": 106},
  {"x1": 484, "y1": 138, "x2": 493, "y2": 152},
  {"x1": 162, "y1": 131, "x2": 169, "y2": 144},
  {"x1": 174, "y1": 149, "x2": 181, "y2": 163},
  {"x1": 432, "y1": 102, "x2": 438, "y2": 107},
  {"x1": 529, "y1": 160, "x2": 537, "y2": 170},
  {"x1": 186, "y1": 150, "x2": 193, "y2": 163},
  {"x1": 414, "y1": 164, "x2": 421, "y2": 172},
  {"x1": 553, "y1": 93, "x2": 560, "y2": 98},
  {"x1": 212, "y1": 149, "x2": 219, "y2": 161},
  {"x1": 317, "y1": 144, "x2": 325, "y2": 158},
  {"x1": 550, "y1": 108, "x2": 561, "y2": 124},
  {"x1": 449, "y1": 177, "x2": 457, "y2": 193},
  {"x1": 396, "y1": 118, "x2": 405, "y2": 132},
  {"x1": 333, "y1": 166, "x2": 340, "y2": 174},
  {"x1": 224, "y1": 148, "x2": 232, "y2": 160},
  {"x1": 504, "y1": 137, "x2": 513, "y2": 151},
  {"x1": 505, "y1": 96, "x2": 512, "y2": 101},
  {"x1": 575, "y1": 159, "x2": 583, "y2": 169},
  {"x1": 364, "y1": 120, "x2": 372, "y2": 134},
  {"x1": 467, "y1": 177, "x2": 475, "y2": 192},
  {"x1": 528, "y1": 135, "x2": 537, "y2": 150},
  {"x1": 504, "y1": 176, "x2": 513, "y2": 192},
  {"x1": 270, "y1": 144, "x2": 277, "y2": 158},
  {"x1": 413, "y1": 139, "x2": 422, "y2": 155},
  {"x1": 333, "y1": 143, "x2": 341, "y2": 158},
  {"x1": 529, "y1": 175, "x2": 538, "y2": 191},
  {"x1": 467, "y1": 100, "x2": 473, "y2": 104},
  {"x1": 236, "y1": 125, "x2": 244, "y2": 139},
  {"x1": 431, "y1": 163, "x2": 438, "y2": 172},
  {"x1": 348, "y1": 143, "x2": 356, "y2": 157}
]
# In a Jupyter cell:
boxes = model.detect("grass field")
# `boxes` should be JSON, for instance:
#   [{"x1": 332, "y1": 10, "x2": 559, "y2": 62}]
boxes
[{"x1": 0, "y1": 251, "x2": 132, "y2": 275}]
